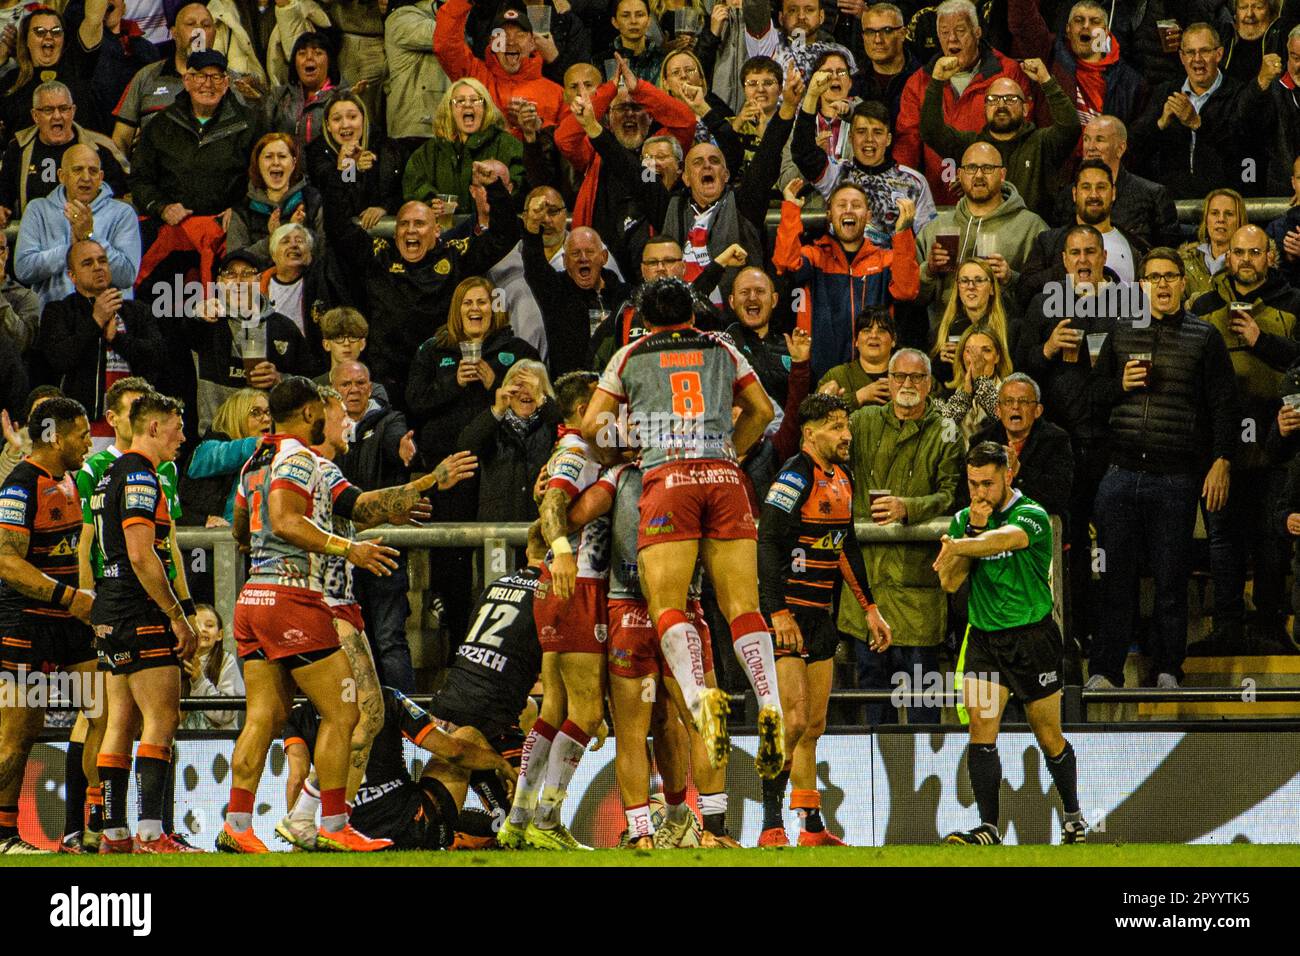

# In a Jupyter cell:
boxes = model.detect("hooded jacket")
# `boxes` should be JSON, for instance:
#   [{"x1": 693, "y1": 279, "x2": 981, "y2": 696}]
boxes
[
  {"x1": 15, "y1": 182, "x2": 141, "y2": 308},
  {"x1": 433, "y1": 0, "x2": 565, "y2": 136},
  {"x1": 916, "y1": 181, "x2": 1048, "y2": 320},
  {"x1": 383, "y1": 0, "x2": 452, "y2": 140},
  {"x1": 917, "y1": 71, "x2": 1081, "y2": 218},
  {"x1": 773, "y1": 198, "x2": 920, "y2": 383},
  {"x1": 895, "y1": 45, "x2": 1034, "y2": 206},
  {"x1": 457, "y1": 398, "x2": 561, "y2": 522},
  {"x1": 1189, "y1": 271, "x2": 1300, "y2": 469},
  {"x1": 337, "y1": 392, "x2": 411, "y2": 492},
  {"x1": 838, "y1": 399, "x2": 962, "y2": 648},
  {"x1": 402, "y1": 123, "x2": 525, "y2": 208},
  {"x1": 304, "y1": 94, "x2": 403, "y2": 220},
  {"x1": 261, "y1": 32, "x2": 342, "y2": 148},
  {"x1": 325, "y1": 178, "x2": 519, "y2": 404},
  {"x1": 405, "y1": 324, "x2": 540, "y2": 472}
]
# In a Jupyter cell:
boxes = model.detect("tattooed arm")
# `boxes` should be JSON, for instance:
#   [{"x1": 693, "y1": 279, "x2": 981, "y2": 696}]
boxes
[
  {"x1": 0, "y1": 527, "x2": 94, "y2": 623},
  {"x1": 539, "y1": 486, "x2": 578, "y2": 600},
  {"x1": 349, "y1": 450, "x2": 478, "y2": 528}
]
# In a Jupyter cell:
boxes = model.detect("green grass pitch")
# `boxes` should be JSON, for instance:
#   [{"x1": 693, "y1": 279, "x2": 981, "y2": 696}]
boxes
[{"x1": 5, "y1": 844, "x2": 1298, "y2": 867}]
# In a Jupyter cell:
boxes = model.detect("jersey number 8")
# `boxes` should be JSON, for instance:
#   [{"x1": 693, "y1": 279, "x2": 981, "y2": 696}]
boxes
[{"x1": 669, "y1": 371, "x2": 705, "y2": 419}]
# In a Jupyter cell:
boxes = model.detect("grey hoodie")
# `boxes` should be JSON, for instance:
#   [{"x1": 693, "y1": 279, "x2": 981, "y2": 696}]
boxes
[{"x1": 915, "y1": 180, "x2": 1047, "y2": 327}]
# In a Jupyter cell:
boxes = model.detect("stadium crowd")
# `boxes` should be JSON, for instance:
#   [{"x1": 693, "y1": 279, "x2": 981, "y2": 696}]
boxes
[{"x1": 3, "y1": 0, "x2": 1300, "y2": 854}]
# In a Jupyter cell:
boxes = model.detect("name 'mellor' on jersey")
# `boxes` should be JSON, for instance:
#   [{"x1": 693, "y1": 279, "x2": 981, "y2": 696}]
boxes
[{"x1": 596, "y1": 327, "x2": 759, "y2": 470}]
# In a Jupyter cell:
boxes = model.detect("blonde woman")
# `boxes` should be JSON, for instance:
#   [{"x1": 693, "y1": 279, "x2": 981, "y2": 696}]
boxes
[
  {"x1": 402, "y1": 78, "x2": 525, "y2": 208},
  {"x1": 1177, "y1": 189, "x2": 1274, "y2": 303},
  {"x1": 934, "y1": 324, "x2": 1012, "y2": 442},
  {"x1": 931, "y1": 258, "x2": 1010, "y2": 385},
  {"x1": 457, "y1": 359, "x2": 562, "y2": 521},
  {"x1": 181, "y1": 388, "x2": 271, "y2": 526}
]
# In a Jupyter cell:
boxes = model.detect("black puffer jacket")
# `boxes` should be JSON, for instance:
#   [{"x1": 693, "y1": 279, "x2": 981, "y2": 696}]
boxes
[
  {"x1": 337, "y1": 394, "x2": 411, "y2": 492},
  {"x1": 405, "y1": 324, "x2": 541, "y2": 473},
  {"x1": 456, "y1": 400, "x2": 561, "y2": 522},
  {"x1": 1090, "y1": 309, "x2": 1239, "y2": 474}
]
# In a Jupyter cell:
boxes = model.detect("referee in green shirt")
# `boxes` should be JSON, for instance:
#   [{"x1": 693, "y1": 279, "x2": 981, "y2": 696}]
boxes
[{"x1": 933, "y1": 441, "x2": 1086, "y2": 846}]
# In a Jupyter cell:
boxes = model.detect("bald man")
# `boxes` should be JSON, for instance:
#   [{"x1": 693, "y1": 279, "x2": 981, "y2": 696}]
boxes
[
  {"x1": 1189, "y1": 223, "x2": 1300, "y2": 651},
  {"x1": 15, "y1": 144, "x2": 141, "y2": 308},
  {"x1": 920, "y1": 55, "x2": 1081, "y2": 217},
  {"x1": 326, "y1": 166, "x2": 521, "y2": 406}
]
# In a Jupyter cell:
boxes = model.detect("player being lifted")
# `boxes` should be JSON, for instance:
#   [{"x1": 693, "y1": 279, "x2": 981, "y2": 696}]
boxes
[
  {"x1": 0, "y1": 398, "x2": 95, "y2": 854},
  {"x1": 89, "y1": 393, "x2": 197, "y2": 853},
  {"x1": 499, "y1": 371, "x2": 610, "y2": 851},
  {"x1": 272, "y1": 387, "x2": 476, "y2": 849},
  {"x1": 569, "y1": 461, "x2": 738, "y2": 848},
  {"x1": 934, "y1": 442, "x2": 1087, "y2": 845},
  {"x1": 757, "y1": 394, "x2": 892, "y2": 847},
  {"x1": 583, "y1": 278, "x2": 784, "y2": 779},
  {"x1": 220, "y1": 377, "x2": 461, "y2": 853}
]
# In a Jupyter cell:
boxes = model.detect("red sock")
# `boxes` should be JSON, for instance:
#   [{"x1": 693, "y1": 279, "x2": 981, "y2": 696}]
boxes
[
  {"x1": 558, "y1": 719, "x2": 591, "y2": 747},
  {"x1": 655, "y1": 608, "x2": 688, "y2": 636},
  {"x1": 729, "y1": 611, "x2": 768, "y2": 644},
  {"x1": 320, "y1": 788, "x2": 347, "y2": 820},
  {"x1": 228, "y1": 787, "x2": 254, "y2": 815}
]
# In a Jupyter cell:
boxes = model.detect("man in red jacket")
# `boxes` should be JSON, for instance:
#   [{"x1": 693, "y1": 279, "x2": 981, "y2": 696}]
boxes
[
  {"x1": 894, "y1": 0, "x2": 1032, "y2": 207},
  {"x1": 433, "y1": 0, "x2": 565, "y2": 137}
]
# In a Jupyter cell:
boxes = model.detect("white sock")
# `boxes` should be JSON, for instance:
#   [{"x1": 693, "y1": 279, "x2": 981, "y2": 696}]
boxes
[
  {"x1": 699, "y1": 791, "x2": 727, "y2": 817},
  {"x1": 507, "y1": 722, "x2": 556, "y2": 827},
  {"x1": 625, "y1": 804, "x2": 652, "y2": 837},
  {"x1": 290, "y1": 781, "x2": 320, "y2": 823},
  {"x1": 666, "y1": 796, "x2": 689, "y2": 825},
  {"x1": 659, "y1": 620, "x2": 708, "y2": 718},
  {"x1": 320, "y1": 811, "x2": 347, "y2": 833},
  {"x1": 534, "y1": 724, "x2": 590, "y2": 829},
  {"x1": 104, "y1": 826, "x2": 131, "y2": 841},
  {"x1": 137, "y1": 818, "x2": 163, "y2": 841},
  {"x1": 224, "y1": 812, "x2": 251, "y2": 832},
  {"x1": 732, "y1": 630, "x2": 782, "y2": 712}
]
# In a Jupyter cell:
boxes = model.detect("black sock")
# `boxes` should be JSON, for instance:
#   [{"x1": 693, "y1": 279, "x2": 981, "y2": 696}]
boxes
[
  {"x1": 87, "y1": 788, "x2": 103, "y2": 835},
  {"x1": 967, "y1": 743, "x2": 1001, "y2": 829},
  {"x1": 761, "y1": 769, "x2": 789, "y2": 830},
  {"x1": 802, "y1": 808, "x2": 825, "y2": 833},
  {"x1": 63, "y1": 742, "x2": 87, "y2": 837},
  {"x1": 703, "y1": 812, "x2": 726, "y2": 836},
  {"x1": 469, "y1": 769, "x2": 510, "y2": 818},
  {"x1": 1046, "y1": 741, "x2": 1080, "y2": 815},
  {"x1": 160, "y1": 751, "x2": 177, "y2": 833},
  {"x1": 100, "y1": 765, "x2": 130, "y2": 831},
  {"x1": 134, "y1": 753, "x2": 170, "y2": 825},
  {"x1": 0, "y1": 804, "x2": 17, "y2": 840}
]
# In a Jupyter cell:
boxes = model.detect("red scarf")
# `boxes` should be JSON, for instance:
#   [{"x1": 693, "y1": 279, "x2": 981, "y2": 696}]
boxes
[{"x1": 1073, "y1": 34, "x2": 1120, "y2": 121}]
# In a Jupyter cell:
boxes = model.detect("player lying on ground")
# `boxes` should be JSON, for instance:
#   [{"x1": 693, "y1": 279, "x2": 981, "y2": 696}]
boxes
[
  {"x1": 758, "y1": 393, "x2": 892, "y2": 848},
  {"x1": 282, "y1": 686, "x2": 517, "y2": 851},
  {"x1": 934, "y1": 441, "x2": 1086, "y2": 846}
]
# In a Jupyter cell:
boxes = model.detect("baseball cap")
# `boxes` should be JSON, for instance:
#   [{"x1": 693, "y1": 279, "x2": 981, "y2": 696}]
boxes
[
  {"x1": 492, "y1": 1, "x2": 532, "y2": 32},
  {"x1": 187, "y1": 49, "x2": 228, "y2": 72}
]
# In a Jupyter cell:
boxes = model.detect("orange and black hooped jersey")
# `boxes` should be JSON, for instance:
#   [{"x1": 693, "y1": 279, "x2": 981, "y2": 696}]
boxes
[
  {"x1": 0, "y1": 459, "x2": 82, "y2": 627},
  {"x1": 89, "y1": 451, "x2": 172, "y2": 623},
  {"x1": 757, "y1": 450, "x2": 874, "y2": 618}
]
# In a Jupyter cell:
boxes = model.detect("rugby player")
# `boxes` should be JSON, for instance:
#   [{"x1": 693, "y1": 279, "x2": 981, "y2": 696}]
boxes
[
  {"x1": 757, "y1": 394, "x2": 892, "y2": 847},
  {"x1": 89, "y1": 393, "x2": 197, "y2": 853},
  {"x1": 568, "y1": 461, "x2": 739, "y2": 849},
  {"x1": 0, "y1": 398, "x2": 96, "y2": 854},
  {"x1": 220, "y1": 377, "x2": 462, "y2": 853},
  {"x1": 934, "y1": 442, "x2": 1087, "y2": 845},
  {"x1": 582, "y1": 277, "x2": 785, "y2": 780},
  {"x1": 273, "y1": 387, "x2": 476, "y2": 849},
  {"x1": 499, "y1": 371, "x2": 610, "y2": 852},
  {"x1": 73, "y1": 377, "x2": 191, "y2": 852},
  {"x1": 282, "y1": 686, "x2": 517, "y2": 851}
]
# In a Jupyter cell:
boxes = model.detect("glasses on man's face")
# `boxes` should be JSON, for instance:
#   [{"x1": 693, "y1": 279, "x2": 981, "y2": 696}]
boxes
[
  {"x1": 1143, "y1": 272, "x2": 1183, "y2": 285},
  {"x1": 863, "y1": 25, "x2": 903, "y2": 40},
  {"x1": 959, "y1": 163, "x2": 1002, "y2": 175},
  {"x1": 220, "y1": 269, "x2": 260, "y2": 280},
  {"x1": 642, "y1": 257, "x2": 683, "y2": 268},
  {"x1": 937, "y1": 27, "x2": 972, "y2": 41},
  {"x1": 187, "y1": 71, "x2": 227, "y2": 86},
  {"x1": 743, "y1": 78, "x2": 778, "y2": 90},
  {"x1": 889, "y1": 371, "x2": 929, "y2": 384},
  {"x1": 32, "y1": 26, "x2": 64, "y2": 38},
  {"x1": 34, "y1": 104, "x2": 73, "y2": 116},
  {"x1": 1181, "y1": 46, "x2": 1219, "y2": 59},
  {"x1": 999, "y1": 397, "x2": 1038, "y2": 408},
  {"x1": 957, "y1": 276, "x2": 991, "y2": 288},
  {"x1": 451, "y1": 96, "x2": 484, "y2": 108},
  {"x1": 985, "y1": 94, "x2": 1023, "y2": 105},
  {"x1": 329, "y1": 335, "x2": 364, "y2": 345}
]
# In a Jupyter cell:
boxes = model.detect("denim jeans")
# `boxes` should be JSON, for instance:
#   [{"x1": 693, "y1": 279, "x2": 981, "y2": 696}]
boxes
[
  {"x1": 1203, "y1": 466, "x2": 1288, "y2": 628},
  {"x1": 352, "y1": 552, "x2": 415, "y2": 694},
  {"x1": 1092, "y1": 466, "x2": 1200, "y2": 684},
  {"x1": 854, "y1": 641, "x2": 942, "y2": 725}
]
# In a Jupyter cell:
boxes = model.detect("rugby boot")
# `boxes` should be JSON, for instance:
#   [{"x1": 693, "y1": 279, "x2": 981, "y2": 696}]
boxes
[
  {"x1": 0, "y1": 835, "x2": 51, "y2": 854},
  {"x1": 216, "y1": 821, "x2": 270, "y2": 853},
  {"x1": 943, "y1": 823, "x2": 1002, "y2": 845},
  {"x1": 496, "y1": 818, "x2": 527, "y2": 849},
  {"x1": 274, "y1": 815, "x2": 318, "y2": 851},
  {"x1": 696, "y1": 688, "x2": 731, "y2": 770},
  {"x1": 524, "y1": 821, "x2": 591, "y2": 851},
  {"x1": 757, "y1": 826, "x2": 790, "y2": 848},
  {"x1": 1061, "y1": 818, "x2": 1089, "y2": 844},
  {"x1": 797, "y1": 828, "x2": 847, "y2": 847},
  {"x1": 137, "y1": 833, "x2": 202, "y2": 854},
  {"x1": 97, "y1": 834, "x2": 136, "y2": 854},
  {"x1": 699, "y1": 829, "x2": 743, "y2": 848},
  {"x1": 315, "y1": 823, "x2": 393, "y2": 852},
  {"x1": 754, "y1": 706, "x2": 786, "y2": 780}
]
